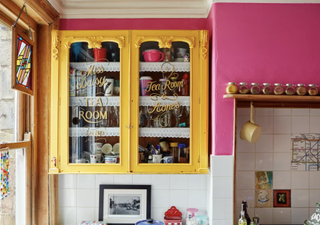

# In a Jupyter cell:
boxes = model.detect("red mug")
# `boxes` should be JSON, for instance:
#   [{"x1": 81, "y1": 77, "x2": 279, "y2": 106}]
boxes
[
  {"x1": 142, "y1": 50, "x2": 164, "y2": 62},
  {"x1": 93, "y1": 48, "x2": 107, "y2": 62}
]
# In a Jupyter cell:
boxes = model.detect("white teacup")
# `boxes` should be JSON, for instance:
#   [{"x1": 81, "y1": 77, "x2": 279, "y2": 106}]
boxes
[
  {"x1": 90, "y1": 154, "x2": 102, "y2": 163},
  {"x1": 152, "y1": 154, "x2": 163, "y2": 163}
]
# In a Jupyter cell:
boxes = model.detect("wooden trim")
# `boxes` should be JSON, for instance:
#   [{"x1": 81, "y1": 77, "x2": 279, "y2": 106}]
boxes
[
  {"x1": 49, "y1": 175, "x2": 59, "y2": 225},
  {"x1": 0, "y1": 0, "x2": 37, "y2": 31},
  {"x1": 0, "y1": 140, "x2": 31, "y2": 150},
  {"x1": 24, "y1": 0, "x2": 59, "y2": 24},
  {"x1": 26, "y1": 145, "x2": 32, "y2": 225}
]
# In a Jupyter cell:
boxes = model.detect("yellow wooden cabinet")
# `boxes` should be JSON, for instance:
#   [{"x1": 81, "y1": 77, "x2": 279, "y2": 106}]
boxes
[{"x1": 50, "y1": 30, "x2": 209, "y2": 174}]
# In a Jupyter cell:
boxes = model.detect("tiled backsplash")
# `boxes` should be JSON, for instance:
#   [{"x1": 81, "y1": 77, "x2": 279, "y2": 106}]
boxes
[
  {"x1": 59, "y1": 174, "x2": 208, "y2": 225},
  {"x1": 236, "y1": 108, "x2": 320, "y2": 224}
]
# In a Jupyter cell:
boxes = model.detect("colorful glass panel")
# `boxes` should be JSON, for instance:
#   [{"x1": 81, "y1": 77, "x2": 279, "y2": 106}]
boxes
[{"x1": 16, "y1": 35, "x2": 32, "y2": 90}]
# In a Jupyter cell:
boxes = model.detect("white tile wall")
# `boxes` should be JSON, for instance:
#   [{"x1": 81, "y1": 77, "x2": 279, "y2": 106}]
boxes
[
  {"x1": 59, "y1": 174, "x2": 209, "y2": 225},
  {"x1": 235, "y1": 108, "x2": 320, "y2": 225}
]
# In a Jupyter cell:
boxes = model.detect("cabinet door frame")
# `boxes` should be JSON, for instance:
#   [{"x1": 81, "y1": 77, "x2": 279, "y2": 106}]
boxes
[
  {"x1": 51, "y1": 30, "x2": 130, "y2": 173},
  {"x1": 130, "y1": 30, "x2": 209, "y2": 174}
]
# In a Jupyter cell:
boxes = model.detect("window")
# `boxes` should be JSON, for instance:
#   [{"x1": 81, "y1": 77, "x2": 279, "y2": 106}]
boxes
[{"x1": 0, "y1": 21, "x2": 32, "y2": 225}]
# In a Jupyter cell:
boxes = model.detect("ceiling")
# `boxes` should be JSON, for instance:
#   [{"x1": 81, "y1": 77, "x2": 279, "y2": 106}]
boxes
[{"x1": 47, "y1": 0, "x2": 320, "y2": 19}]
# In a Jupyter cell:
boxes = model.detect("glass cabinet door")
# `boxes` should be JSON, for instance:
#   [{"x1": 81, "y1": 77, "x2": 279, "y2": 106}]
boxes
[
  {"x1": 69, "y1": 41, "x2": 121, "y2": 165},
  {"x1": 131, "y1": 30, "x2": 203, "y2": 173},
  {"x1": 57, "y1": 31, "x2": 130, "y2": 173}
]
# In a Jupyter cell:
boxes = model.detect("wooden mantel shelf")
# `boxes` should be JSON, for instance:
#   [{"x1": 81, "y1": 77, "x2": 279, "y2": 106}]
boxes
[{"x1": 223, "y1": 94, "x2": 320, "y2": 108}]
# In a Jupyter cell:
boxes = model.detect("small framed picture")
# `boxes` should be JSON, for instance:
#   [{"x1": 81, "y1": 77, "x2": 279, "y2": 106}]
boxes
[
  {"x1": 273, "y1": 189, "x2": 291, "y2": 207},
  {"x1": 99, "y1": 185, "x2": 151, "y2": 225},
  {"x1": 11, "y1": 26, "x2": 34, "y2": 96}
]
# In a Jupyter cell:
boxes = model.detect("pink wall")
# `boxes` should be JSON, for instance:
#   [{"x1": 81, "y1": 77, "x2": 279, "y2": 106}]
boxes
[
  {"x1": 59, "y1": 18, "x2": 207, "y2": 30},
  {"x1": 212, "y1": 3, "x2": 320, "y2": 155}
]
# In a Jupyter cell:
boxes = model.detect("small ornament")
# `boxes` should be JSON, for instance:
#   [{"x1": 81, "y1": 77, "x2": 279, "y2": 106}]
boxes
[{"x1": 183, "y1": 54, "x2": 190, "y2": 62}]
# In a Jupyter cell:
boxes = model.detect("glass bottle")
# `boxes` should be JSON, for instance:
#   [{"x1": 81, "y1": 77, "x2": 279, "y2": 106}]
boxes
[
  {"x1": 308, "y1": 84, "x2": 318, "y2": 96},
  {"x1": 170, "y1": 77, "x2": 178, "y2": 96},
  {"x1": 285, "y1": 83, "x2": 295, "y2": 95},
  {"x1": 250, "y1": 83, "x2": 260, "y2": 95},
  {"x1": 226, "y1": 82, "x2": 238, "y2": 94},
  {"x1": 170, "y1": 142, "x2": 178, "y2": 163},
  {"x1": 238, "y1": 206, "x2": 247, "y2": 225},
  {"x1": 239, "y1": 82, "x2": 249, "y2": 94},
  {"x1": 178, "y1": 143, "x2": 188, "y2": 163},
  {"x1": 262, "y1": 83, "x2": 272, "y2": 95},
  {"x1": 242, "y1": 200, "x2": 251, "y2": 225},
  {"x1": 296, "y1": 84, "x2": 307, "y2": 96},
  {"x1": 274, "y1": 83, "x2": 284, "y2": 95}
]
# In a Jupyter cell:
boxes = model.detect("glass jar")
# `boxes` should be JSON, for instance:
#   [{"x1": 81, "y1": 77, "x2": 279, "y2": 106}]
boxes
[
  {"x1": 170, "y1": 77, "x2": 178, "y2": 96},
  {"x1": 178, "y1": 143, "x2": 188, "y2": 163},
  {"x1": 262, "y1": 83, "x2": 272, "y2": 95},
  {"x1": 250, "y1": 83, "x2": 260, "y2": 95},
  {"x1": 285, "y1": 83, "x2": 295, "y2": 95},
  {"x1": 274, "y1": 83, "x2": 284, "y2": 95},
  {"x1": 239, "y1": 82, "x2": 249, "y2": 94},
  {"x1": 170, "y1": 142, "x2": 178, "y2": 163},
  {"x1": 308, "y1": 84, "x2": 318, "y2": 96},
  {"x1": 159, "y1": 78, "x2": 167, "y2": 95},
  {"x1": 226, "y1": 82, "x2": 238, "y2": 94},
  {"x1": 296, "y1": 84, "x2": 307, "y2": 96}
]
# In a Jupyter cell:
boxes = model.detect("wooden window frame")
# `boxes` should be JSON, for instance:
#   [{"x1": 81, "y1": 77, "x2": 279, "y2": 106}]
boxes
[{"x1": 0, "y1": 11, "x2": 36, "y2": 225}]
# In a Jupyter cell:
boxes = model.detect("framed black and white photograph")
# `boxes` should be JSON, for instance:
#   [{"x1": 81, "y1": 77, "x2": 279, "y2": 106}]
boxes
[{"x1": 99, "y1": 185, "x2": 151, "y2": 225}]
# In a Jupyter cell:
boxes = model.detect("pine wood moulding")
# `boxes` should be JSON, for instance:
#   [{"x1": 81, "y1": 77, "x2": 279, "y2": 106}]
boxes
[{"x1": 224, "y1": 94, "x2": 320, "y2": 108}]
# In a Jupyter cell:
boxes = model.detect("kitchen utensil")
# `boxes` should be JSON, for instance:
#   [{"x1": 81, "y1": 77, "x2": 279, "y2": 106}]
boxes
[
  {"x1": 160, "y1": 156, "x2": 173, "y2": 163},
  {"x1": 142, "y1": 106, "x2": 152, "y2": 127},
  {"x1": 90, "y1": 142, "x2": 103, "y2": 154},
  {"x1": 173, "y1": 107, "x2": 184, "y2": 127},
  {"x1": 140, "y1": 76, "x2": 152, "y2": 96},
  {"x1": 195, "y1": 215, "x2": 209, "y2": 225},
  {"x1": 90, "y1": 154, "x2": 102, "y2": 163},
  {"x1": 103, "y1": 77, "x2": 114, "y2": 96},
  {"x1": 104, "y1": 155, "x2": 118, "y2": 164},
  {"x1": 101, "y1": 143, "x2": 112, "y2": 155},
  {"x1": 93, "y1": 48, "x2": 107, "y2": 62},
  {"x1": 186, "y1": 208, "x2": 199, "y2": 219},
  {"x1": 152, "y1": 154, "x2": 163, "y2": 163},
  {"x1": 113, "y1": 143, "x2": 120, "y2": 154},
  {"x1": 142, "y1": 49, "x2": 164, "y2": 62},
  {"x1": 240, "y1": 102, "x2": 261, "y2": 143},
  {"x1": 71, "y1": 42, "x2": 82, "y2": 62}
]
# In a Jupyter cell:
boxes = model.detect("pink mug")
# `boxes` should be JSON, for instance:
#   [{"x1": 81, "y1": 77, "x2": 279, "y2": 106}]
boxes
[{"x1": 142, "y1": 50, "x2": 164, "y2": 62}]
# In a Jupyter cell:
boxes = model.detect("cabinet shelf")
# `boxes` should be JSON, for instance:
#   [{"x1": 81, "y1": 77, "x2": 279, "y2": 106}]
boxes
[
  {"x1": 139, "y1": 96, "x2": 189, "y2": 106},
  {"x1": 224, "y1": 94, "x2": 320, "y2": 108},
  {"x1": 69, "y1": 62, "x2": 120, "y2": 72},
  {"x1": 69, "y1": 127, "x2": 119, "y2": 137},
  {"x1": 70, "y1": 96, "x2": 119, "y2": 107},
  {"x1": 139, "y1": 62, "x2": 190, "y2": 72},
  {"x1": 139, "y1": 128, "x2": 190, "y2": 138}
]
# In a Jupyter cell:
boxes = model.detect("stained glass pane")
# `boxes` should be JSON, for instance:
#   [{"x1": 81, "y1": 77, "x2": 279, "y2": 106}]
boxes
[{"x1": 16, "y1": 35, "x2": 32, "y2": 90}]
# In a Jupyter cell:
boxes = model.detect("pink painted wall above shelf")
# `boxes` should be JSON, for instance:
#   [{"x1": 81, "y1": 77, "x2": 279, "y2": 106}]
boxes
[{"x1": 212, "y1": 3, "x2": 320, "y2": 156}]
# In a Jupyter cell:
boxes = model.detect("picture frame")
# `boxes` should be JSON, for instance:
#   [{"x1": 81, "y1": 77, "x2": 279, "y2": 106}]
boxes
[
  {"x1": 99, "y1": 185, "x2": 151, "y2": 225},
  {"x1": 11, "y1": 26, "x2": 34, "y2": 96},
  {"x1": 273, "y1": 189, "x2": 291, "y2": 207}
]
